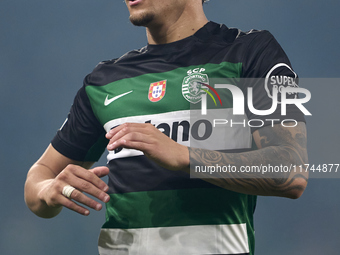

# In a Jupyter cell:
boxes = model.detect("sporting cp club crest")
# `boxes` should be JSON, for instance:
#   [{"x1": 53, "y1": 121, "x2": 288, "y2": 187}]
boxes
[
  {"x1": 182, "y1": 72, "x2": 209, "y2": 104},
  {"x1": 148, "y1": 80, "x2": 167, "y2": 102}
]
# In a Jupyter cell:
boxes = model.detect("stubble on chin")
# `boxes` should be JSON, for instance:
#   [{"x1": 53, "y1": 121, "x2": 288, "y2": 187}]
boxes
[{"x1": 129, "y1": 12, "x2": 155, "y2": 26}]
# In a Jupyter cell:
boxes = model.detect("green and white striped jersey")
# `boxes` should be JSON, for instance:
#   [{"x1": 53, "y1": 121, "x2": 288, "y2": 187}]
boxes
[{"x1": 52, "y1": 21, "x2": 305, "y2": 255}]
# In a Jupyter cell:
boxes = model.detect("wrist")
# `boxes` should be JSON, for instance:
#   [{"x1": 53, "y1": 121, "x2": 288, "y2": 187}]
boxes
[{"x1": 176, "y1": 145, "x2": 190, "y2": 172}]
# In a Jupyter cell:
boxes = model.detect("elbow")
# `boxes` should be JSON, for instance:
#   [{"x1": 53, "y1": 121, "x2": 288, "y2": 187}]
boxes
[
  {"x1": 286, "y1": 188, "x2": 304, "y2": 200},
  {"x1": 284, "y1": 177, "x2": 308, "y2": 199}
]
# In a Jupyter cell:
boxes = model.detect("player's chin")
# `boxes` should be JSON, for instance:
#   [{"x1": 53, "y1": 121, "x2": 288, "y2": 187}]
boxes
[{"x1": 129, "y1": 11, "x2": 155, "y2": 27}]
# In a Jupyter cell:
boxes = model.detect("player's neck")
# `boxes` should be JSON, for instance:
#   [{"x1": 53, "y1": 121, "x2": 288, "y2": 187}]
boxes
[{"x1": 146, "y1": 7, "x2": 208, "y2": 45}]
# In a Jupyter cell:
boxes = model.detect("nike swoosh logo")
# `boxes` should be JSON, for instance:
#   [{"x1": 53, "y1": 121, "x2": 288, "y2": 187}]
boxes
[{"x1": 104, "y1": 90, "x2": 133, "y2": 106}]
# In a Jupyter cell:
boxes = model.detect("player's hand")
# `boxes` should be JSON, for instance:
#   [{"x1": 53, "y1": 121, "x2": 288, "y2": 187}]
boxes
[
  {"x1": 106, "y1": 123, "x2": 189, "y2": 171},
  {"x1": 38, "y1": 165, "x2": 110, "y2": 216}
]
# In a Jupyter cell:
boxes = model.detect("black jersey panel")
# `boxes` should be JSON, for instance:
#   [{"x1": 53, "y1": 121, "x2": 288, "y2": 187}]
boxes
[
  {"x1": 107, "y1": 155, "x2": 216, "y2": 195},
  {"x1": 107, "y1": 148, "x2": 253, "y2": 195},
  {"x1": 240, "y1": 30, "x2": 306, "y2": 131},
  {"x1": 51, "y1": 86, "x2": 107, "y2": 161},
  {"x1": 84, "y1": 22, "x2": 245, "y2": 88}
]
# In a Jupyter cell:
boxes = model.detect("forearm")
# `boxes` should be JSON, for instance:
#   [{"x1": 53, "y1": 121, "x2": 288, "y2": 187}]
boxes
[
  {"x1": 24, "y1": 163, "x2": 62, "y2": 218},
  {"x1": 25, "y1": 144, "x2": 110, "y2": 218},
  {"x1": 186, "y1": 145, "x2": 308, "y2": 198},
  {"x1": 104, "y1": 122, "x2": 308, "y2": 198},
  {"x1": 183, "y1": 122, "x2": 309, "y2": 198}
]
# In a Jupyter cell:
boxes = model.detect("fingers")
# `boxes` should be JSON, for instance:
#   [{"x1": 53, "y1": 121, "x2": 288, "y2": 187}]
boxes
[
  {"x1": 49, "y1": 165, "x2": 110, "y2": 216},
  {"x1": 104, "y1": 122, "x2": 189, "y2": 171},
  {"x1": 59, "y1": 193, "x2": 92, "y2": 216},
  {"x1": 62, "y1": 188, "x2": 104, "y2": 216},
  {"x1": 106, "y1": 123, "x2": 156, "y2": 151},
  {"x1": 90, "y1": 166, "x2": 110, "y2": 178},
  {"x1": 59, "y1": 165, "x2": 109, "y2": 194},
  {"x1": 106, "y1": 123, "x2": 154, "y2": 140}
]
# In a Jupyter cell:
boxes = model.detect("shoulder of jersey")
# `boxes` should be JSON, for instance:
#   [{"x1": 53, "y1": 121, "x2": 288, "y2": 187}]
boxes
[
  {"x1": 234, "y1": 28, "x2": 273, "y2": 41},
  {"x1": 209, "y1": 23, "x2": 273, "y2": 46},
  {"x1": 94, "y1": 46, "x2": 148, "y2": 68},
  {"x1": 85, "y1": 46, "x2": 148, "y2": 87}
]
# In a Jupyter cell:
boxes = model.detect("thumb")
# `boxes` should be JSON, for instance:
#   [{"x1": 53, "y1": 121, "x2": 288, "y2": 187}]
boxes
[{"x1": 89, "y1": 166, "x2": 109, "y2": 178}]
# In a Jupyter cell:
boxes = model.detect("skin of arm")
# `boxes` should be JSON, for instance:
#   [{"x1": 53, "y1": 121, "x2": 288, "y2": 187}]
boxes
[
  {"x1": 24, "y1": 144, "x2": 110, "y2": 218},
  {"x1": 106, "y1": 122, "x2": 308, "y2": 199},
  {"x1": 186, "y1": 122, "x2": 309, "y2": 199}
]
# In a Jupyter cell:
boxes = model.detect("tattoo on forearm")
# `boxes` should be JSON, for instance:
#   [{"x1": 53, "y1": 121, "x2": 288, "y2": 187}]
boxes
[{"x1": 188, "y1": 123, "x2": 308, "y2": 197}]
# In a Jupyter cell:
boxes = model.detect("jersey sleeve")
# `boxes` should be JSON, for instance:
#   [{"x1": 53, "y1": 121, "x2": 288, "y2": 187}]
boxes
[
  {"x1": 51, "y1": 83, "x2": 108, "y2": 162},
  {"x1": 241, "y1": 30, "x2": 306, "y2": 132}
]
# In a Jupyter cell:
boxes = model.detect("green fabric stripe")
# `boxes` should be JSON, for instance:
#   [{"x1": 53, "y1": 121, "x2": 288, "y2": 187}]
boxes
[
  {"x1": 102, "y1": 187, "x2": 255, "y2": 229},
  {"x1": 86, "y1": 62, "x2": 242, "y2": 125}
]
